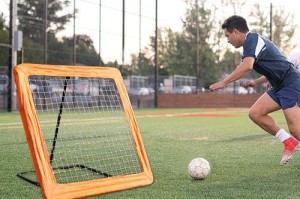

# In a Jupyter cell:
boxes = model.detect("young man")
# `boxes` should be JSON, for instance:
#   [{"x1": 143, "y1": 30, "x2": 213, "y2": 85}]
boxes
[{"x1": 209, "y1": 15, "x2": 300, "y2": 166}]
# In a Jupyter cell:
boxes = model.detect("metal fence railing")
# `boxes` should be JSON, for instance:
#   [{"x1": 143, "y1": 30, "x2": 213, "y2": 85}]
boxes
[{"x1": 0, "y1": 73, "x2": 267, "y2": 111}]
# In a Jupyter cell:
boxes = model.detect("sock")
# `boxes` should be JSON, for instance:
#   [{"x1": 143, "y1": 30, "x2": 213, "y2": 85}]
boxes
[{"x1": 275, "y1": 129, "x2": 291, "y2": 143}]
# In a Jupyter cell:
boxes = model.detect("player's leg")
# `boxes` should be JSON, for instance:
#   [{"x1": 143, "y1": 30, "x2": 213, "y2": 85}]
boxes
[
  {"x1": 275, "y1": 78, "x2": 300, "y2": 164},
  {"x1": 248, "y1": 92, "x2": 281, "y2": 136},
  {"x1": 248, "y1": 91, "x2": 300, "y2": 165},
  {"x1": 282, "y1": 105, "x2": 300, "y2": 163},
  {"x1": 283, "y1": 105, "x2": 300, "y2": 140}
]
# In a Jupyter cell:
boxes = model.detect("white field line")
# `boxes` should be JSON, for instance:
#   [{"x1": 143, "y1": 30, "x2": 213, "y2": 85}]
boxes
[
  {"x1": 135, "y1": 108, "x2": 248, "y2": 118},
  {"x1": 0, "y1": 117, "x2": 124, "y2": 129},
  {"x1": 0, "y1": 108, "x2": 248, "y2": 129}
]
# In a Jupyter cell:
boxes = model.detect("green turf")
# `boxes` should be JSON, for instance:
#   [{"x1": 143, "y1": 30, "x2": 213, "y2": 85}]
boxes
[{"x1": 1, "y1": 108, "x2": 300, "y2": 199}]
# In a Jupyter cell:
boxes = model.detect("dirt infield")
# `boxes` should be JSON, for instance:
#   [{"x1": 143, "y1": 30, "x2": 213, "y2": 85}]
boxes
[
  {"x1": 137, "y1": 113, "x2": 237, "y2": 118},
  {"x1": 136, "y1": 108, "x2": 248, "y2": 118}
]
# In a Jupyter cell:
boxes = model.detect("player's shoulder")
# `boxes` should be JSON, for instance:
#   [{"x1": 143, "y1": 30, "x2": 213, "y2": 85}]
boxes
[
  {"x1": 244, "y1": 32, "x2": 258, "y2": 46},
  {"x1": 245, "y1": 32, "x2": 262, "y2": 46}
]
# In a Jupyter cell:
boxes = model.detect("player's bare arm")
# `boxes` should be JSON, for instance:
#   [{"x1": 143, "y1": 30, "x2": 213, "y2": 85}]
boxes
[
  {"x1": 243, "y1": 75, "x2": 268, "y2": 88},
  {"x1": 209, "y1": 57, "x2": 254, "y2": 91}
]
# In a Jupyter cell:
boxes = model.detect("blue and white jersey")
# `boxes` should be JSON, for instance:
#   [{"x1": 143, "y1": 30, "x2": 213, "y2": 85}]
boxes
[{"x1": 242, "y1": 32, "x2": 300, "y2": 92}]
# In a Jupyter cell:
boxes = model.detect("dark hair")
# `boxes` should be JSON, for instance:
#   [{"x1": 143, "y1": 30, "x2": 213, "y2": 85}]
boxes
[{"x1": 222, "y1": 15, "x2": 249, "y2": 33}]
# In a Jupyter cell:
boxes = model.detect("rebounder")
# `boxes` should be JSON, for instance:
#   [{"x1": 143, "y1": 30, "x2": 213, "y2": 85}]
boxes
[{"x1": 14, "y1": 64, "x2": 153, "y2": 199}]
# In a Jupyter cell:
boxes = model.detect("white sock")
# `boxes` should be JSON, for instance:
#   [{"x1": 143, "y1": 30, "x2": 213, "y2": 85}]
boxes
[{"x1": 275, "y1": 129, "x2": 291, "y2": 143}]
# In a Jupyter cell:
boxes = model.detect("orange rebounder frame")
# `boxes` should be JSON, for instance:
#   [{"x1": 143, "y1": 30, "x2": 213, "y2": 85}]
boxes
[{"x1": 14, "y1": 64, "x2": 153, "y2": 199}]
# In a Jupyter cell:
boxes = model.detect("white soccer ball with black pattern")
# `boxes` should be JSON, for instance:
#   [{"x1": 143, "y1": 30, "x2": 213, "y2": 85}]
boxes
[{"x1": 188, "y1": 158, "x2": 211, "y2": 180}]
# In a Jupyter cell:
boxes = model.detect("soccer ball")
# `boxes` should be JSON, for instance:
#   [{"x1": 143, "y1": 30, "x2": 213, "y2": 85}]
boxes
[{"x1": 188, "y1": 158, "x2": 211, "y2": 180}]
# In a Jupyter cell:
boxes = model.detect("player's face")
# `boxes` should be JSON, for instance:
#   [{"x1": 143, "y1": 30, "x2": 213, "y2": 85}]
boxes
[{"x1": 224, "y1": 29, "x2": 243, "y2": 48}]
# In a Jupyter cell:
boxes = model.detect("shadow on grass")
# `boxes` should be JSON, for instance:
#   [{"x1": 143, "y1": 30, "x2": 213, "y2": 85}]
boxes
[{"x1": 220, "y1": 134, "x2": 271, "y2": 142}]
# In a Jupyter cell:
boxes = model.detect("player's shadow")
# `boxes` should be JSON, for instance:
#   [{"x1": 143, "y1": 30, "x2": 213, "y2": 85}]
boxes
[{"x1": 223, "y1": 134, "x2": 270, "y2": 142}]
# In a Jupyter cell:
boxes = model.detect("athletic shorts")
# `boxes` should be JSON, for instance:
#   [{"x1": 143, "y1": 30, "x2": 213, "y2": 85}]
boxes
[{"x1": 267, "y1": 78, "x2": 300, "y2": 110}]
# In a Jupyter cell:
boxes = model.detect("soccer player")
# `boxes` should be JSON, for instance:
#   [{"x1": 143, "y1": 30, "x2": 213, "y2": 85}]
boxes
[{"x1": 209, "y1": 15, "x2": 300, "y2": 166}]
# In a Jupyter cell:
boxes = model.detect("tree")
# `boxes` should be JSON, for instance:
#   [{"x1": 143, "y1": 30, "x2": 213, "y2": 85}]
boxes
[
  {"x1": 217, "y1": 1, "x2": 297, "y2": 81},
  {"x1": 132, "y1": 1, "x2": 220, "y2": 89},
  {"x1": 47, "y1": 33, "x2": 72, "y2": 64},
  {"x1": 17, "y1": 0, "x2": 74, "y2": 64},
  {"x1": 162, "y1": 0, "x2": 218, "y2": 88},
  {"x1": 249, "y1": 3, "x2": 297, "y2": 54},
  {"x1": 18, "y1": 0, "x2": 73, "y2": 42},
  {"x1": 218, "y1": 51, "x2": 244, "y2": 78},
  {"x1": 62, "y1": 34, "x2": 103, "y2": 66},
  {"x1": 0, "y1": 12, "x2": 6, "y2": 30},
  {"x1": 17, "y1": 1, "x2": 104, "y2": 66},
  {"x1": 272, "y1": 7, "x2": 296, "y2": 53},
  {"x1": 130, "y1": 0, "x2": 297, "y2": 90},
  {"x1": 249, "y1": 4, "x2": 269, "y2": 36},
  {"x1": 148, "y1": 28, "x2": 187, "y2": 75},
  {"x1": 0, "y1": 12, "x2": 9, "y2": 66},
  {"x1": 21, "y1": 39, "x2": 44, "y2": 63},
  {"x1": 75, "y1": 34, "x2": 102, "y2": 66},
  {"x1": 131, "y1": 52, "x2": 154, "y2": 76}
]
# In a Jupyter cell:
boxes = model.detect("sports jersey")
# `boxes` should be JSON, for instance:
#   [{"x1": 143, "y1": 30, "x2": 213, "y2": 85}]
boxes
[{"x1": 242, "y1": 32, "x2": 300, "y2": 92}]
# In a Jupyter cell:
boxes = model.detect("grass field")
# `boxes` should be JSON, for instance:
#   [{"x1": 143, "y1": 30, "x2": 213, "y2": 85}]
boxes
[{"x1": 1, "y1": 108, "x2": 300, "y2": 199}]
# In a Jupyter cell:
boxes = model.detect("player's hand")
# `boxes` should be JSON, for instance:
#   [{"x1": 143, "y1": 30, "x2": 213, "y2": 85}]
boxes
[
  {"x1": 266, "y1": 82, "x2": 272, "y2": 91},
  {"x1": 243, "y1": 80, "x2": 255, "y2": 88},
  {"x1": 209, "y1": 81, "x2": 226, "y2": 92}
]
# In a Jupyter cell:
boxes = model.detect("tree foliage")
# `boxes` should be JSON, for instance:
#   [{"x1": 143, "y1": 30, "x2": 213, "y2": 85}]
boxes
[
  {"x1": 62, "y1": 35, "x2": 103, "y2": 66},
  {"x1": 0, "y1": 12, "x2": 9, "y2": 66},
  {"x1": 4, "y1": 1, "x2": 298, "y2": 78},
  {"x1": 131, "y1": 52, "x2": 153, "y2": 76},
  {"x1": 183, "y1": 2, "x2": 219, "y2": 88},
  {"x1": 135, "y1": 0, "x2": 219, "y2": 89},
  {"x1": 18, "y1": 0, "x2": 73, "y2": 42},
  {"x1": 272, "y1": 8, "x2": 296, "y2": 53},
  {"x1": 249, "y1": 3, "x2": 297, "y2": 54},
  {"x1": 17, "y1": 0, "x2": 102, "y2": 65},
  {"x1": 131, "y1": 0, "x2": 298, "y2": 88}
]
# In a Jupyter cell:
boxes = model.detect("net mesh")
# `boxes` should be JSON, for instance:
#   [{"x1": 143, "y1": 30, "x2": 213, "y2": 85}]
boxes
[{"x1": 28, "y1": 75, "x2": 141, "y2": 184}]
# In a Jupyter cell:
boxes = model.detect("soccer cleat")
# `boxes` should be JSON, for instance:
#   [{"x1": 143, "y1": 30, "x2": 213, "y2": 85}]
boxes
[{"x1": 280, "y1": 138, "x2": 300, "y2": 166}]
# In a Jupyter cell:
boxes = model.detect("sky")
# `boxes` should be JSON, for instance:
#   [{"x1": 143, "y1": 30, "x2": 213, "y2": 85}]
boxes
[
  {"x1": 0, "y1": 0, "x2": 300, "y2": 64},
  {"x1": 0, "y1": 0, "x2": 187, "y2": 64},
  {"x1": 61, "y1": 0, "x2": 187, "y2": 64}
]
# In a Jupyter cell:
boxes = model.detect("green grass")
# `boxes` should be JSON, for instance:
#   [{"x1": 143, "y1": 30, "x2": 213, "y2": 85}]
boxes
[{"x1": 1, "y1": 108, "x2": 300, "y2": 199}]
